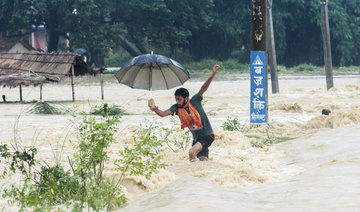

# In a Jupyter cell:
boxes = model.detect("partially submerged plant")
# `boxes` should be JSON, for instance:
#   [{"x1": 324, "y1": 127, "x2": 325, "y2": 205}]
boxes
[
  {"x1": 90, "y1": 103, "x2": 128, "y2": 116},
  {"x1": 115, "y1": 126, "x2": 166, "y2": 180},
  {"x1": 1, "y1": 107, "x2": 165, "y2": 211},
  {"x1": 27, "y1": 102, "x2": 68, "y2": 115},
  {"x1": 222, "y1": 116, "x2": 249, "y2": 132},
  {"x1": 248, "y1": 124, "x2": 294, "y2": 148},
  {"x1": 159, "y1": 117, "x2": 191, "y2": 152}
]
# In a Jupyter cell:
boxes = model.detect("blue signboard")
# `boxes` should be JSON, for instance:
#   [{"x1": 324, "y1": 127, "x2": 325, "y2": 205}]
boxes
[{"x1": 250, "y1": 51, "x2": 267, "y2": 124}]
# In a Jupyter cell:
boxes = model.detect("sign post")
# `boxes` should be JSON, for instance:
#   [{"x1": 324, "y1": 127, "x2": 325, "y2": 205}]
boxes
[{"x1": 250, "y1": 0, "x2": 268, "y2": 124}]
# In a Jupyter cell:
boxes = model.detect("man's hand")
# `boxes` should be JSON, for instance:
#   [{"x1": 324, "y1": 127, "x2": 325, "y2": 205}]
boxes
[
  {"x1": 148, "y1": 98, "x2": 157, "y2": 111},
  {"x1": 212, "y1": 64, "x2": 220, "y2": 76},
  {"x1": 199, "y1": 64, "x2": 220, "y2": 97}
]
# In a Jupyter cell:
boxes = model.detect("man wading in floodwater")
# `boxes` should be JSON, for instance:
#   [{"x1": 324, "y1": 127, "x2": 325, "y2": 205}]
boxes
[{"x1": 148, "y1": 64, "x2": 220, "y2": 162}]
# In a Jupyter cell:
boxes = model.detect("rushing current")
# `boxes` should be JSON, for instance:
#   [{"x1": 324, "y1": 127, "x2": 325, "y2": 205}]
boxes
[{"x1": 0, "y1": 73, "x2": 359, "y2": 211}]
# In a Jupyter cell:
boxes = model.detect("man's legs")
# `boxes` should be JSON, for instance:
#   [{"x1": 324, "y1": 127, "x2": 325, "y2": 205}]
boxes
[
  {"x1": 189, "y1": 134, "x2": 214, "y2": 162},
  {"x1": 189, "y1": 142, "x2": 202, "y2": 162}
]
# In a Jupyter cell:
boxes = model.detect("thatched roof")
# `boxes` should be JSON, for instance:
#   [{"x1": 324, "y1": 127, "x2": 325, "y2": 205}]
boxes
[
  {"x1": 0, "y1": 52, "x2": 93, "y2": 87},
  {"x1": 0, "y1": 37, "x2": 34, "y2": 52}
]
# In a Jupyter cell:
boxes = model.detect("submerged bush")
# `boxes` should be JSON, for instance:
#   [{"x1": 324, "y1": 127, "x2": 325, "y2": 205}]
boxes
[
  {"x1": 222, "y1": 117, "x2": 247, "y2": 132},
  {"x1": 1, "y1": 108, "x2": 165, "y2": 211},
  {"x1": 248, "y1": 124, "x2": 294, "y2": 148},
  {"x1": 28, "y1": 102, "x2": 67, "y2": 115},
  {"x1": 90, "y1": 103, "x2": 128, "y2": 116}
]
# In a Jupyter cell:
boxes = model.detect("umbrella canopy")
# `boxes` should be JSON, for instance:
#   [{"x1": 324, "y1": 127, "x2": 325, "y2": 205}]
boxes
[{"x1": 115, "y1": 54, "x2": 189, "y2": 90}]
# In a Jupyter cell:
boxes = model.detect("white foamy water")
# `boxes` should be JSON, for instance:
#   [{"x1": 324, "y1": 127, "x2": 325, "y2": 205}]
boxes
[{"x1": 0, "y1": 74, "x2": 360, "y2": 211}]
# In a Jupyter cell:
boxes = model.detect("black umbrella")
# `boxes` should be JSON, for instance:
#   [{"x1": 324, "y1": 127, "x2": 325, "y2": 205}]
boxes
[
  {"x1": 115, "y1": 54, "x2": 189, "y2": 91},
  {"x1": 72, "y1": 48, "x2": 87, "y2": 55}
]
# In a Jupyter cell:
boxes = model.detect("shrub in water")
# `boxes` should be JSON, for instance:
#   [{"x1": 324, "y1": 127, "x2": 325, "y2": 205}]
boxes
[
  {"x1": 1, "y1": 108, "x2": 165, "y2": 211},
  {"x1": 91, "y1": 103, "x2": 128, "y2": 116},
  {"x1": 28, "y1": 102, "x2": 65, "y2": 115},
  {"x1": 222, "y1": 117, "x2": 242, "y2": 131}
]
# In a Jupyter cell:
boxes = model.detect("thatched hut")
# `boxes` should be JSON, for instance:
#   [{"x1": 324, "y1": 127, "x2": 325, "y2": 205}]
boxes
[
  {"x1": 0, "y1": 52, "x2": 94, "y2": 101},
  {"x1": 0, "y1": 37, "x2": 35, "y2": 53}
]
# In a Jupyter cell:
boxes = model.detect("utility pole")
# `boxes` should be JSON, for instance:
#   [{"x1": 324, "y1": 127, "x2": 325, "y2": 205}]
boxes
[
  {"x1": 320, "y1": 0, "x2": 334, "y2": 90},
  {"x1": 251, "y1": 0, "x2": 267, "y2": 51},
  {"x1": 266, "y1": 0, "x2": 279, "y2": 93},
  {"x1": 250, "y1": 0, "x2": 268, "y2": 124}
]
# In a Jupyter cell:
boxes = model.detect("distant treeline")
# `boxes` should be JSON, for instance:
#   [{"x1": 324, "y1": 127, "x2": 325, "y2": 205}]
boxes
[
  {"x1": 1, "y1": 0, "x2": 359, "y2": 67},
  {"x1": 104, "y1": 56, "x2": 360, "y2": 74}
]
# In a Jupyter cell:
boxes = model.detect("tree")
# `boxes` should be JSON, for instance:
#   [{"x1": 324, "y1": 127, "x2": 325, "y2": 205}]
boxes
[
  {"x1": 0, "y1": 0, "x2": 36, "y2": 34},
  {"x1": 31, "y1": 0, "x2": 74, "y2": 52},
  {"x1": 68, "y1": 0, "x2": 123, "y2": 67},
  {"x1": 187, "y1": 0, "x2": 250, "y2": 61},
  {"x1": 327, "y1": 0, "x2": 360, "y2": 66},
  {"x1": 109, "y1": 0, "x2": 214, "y2": 60}
]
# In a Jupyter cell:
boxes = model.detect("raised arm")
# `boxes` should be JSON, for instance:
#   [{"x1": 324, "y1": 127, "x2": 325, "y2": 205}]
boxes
[
  {"x1": 148, "y1": 98, "x2": 172, "y2": 117},
  {"x1": 199, "y1": 64, "x2": 220, "y2": 97}
]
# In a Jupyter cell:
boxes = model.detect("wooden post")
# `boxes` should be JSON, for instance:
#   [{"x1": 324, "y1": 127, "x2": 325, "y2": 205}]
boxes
[
  {"x1": 71, "y1": 64, "x2": 75, "y2": 102},
  {"x1": 100, "y1": 70, "x2": 104, "y2": 100},
  {"x1": 320, "y1": 0, "x2": 334, "y2": 90},
  {"x1": 266, "y1": 0, "x2": 279, "y2": 94},
  {"x1": 19, "y1": 84, "x2": 23, "y2": 102},
  {"x1": 40, "y1": 84, "x2": 43, "y2": 102}
]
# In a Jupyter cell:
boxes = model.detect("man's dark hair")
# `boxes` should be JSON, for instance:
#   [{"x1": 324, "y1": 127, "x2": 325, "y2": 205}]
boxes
[{"x1": 175, "y1": 88, "x2": 189, "y2": 98}]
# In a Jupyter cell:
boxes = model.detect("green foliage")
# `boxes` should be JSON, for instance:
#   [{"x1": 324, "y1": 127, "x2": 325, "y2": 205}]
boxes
[
  {"x1": 0, "y1": 144, "x2": 10, "y2": 163},
  {"x1": 185, "y1": 59, "x2": 249, "y2": 73},
  {"x1": 230, "y1": 49, "x2": 250, "y2": 64},
  {"x1": 222, "y1": 117, "x2": 241, "y2": 131},
  {"x1": 289, "y1": 64, "x2": 322, "y2": 72},
  {"x1": 90, "y1": 103, "x2": 129, "y2": 116},
  {"x1": 277, "y1": 65, "x2": 287, "y2": 72},
  {"x1": 248, "y1": 124, "x2": 294, "y2": 148},
  {"x1": 222, "y1": 117, "x2": 249, "y2": 132},
  {"x1": 115, "y1": 126, "x2": 166, "y2": 180},
  {"x1": 2, "y1": 164, "x2": 81, "y2": 211},
  {"x1": 1, "y1": 109, "x2": 165, "y2": 211},
  {"x1": 37, "y1": 164, "x2": 80, "y2": 203},
  {"x1": 105, "y1": 51, "x2": 132, "y2": 67},
  {"x1": 3, "y1": 0, "x2": 360, "y2": 66},
  {"x1": 0, "y1": 0, "x2": 34, "y2": 32},
  {"x1": 0, "y1": 144, "x2": 37, "y2": 177},
  {"x1": 27, "y1": 102, "x2": 68, "y2": 115},
  {"x1": 335, "y1": 66, "x2": 360, "y2": 72},
  {"x1": 159, "y1": 117, "x2": 191, "y2": 152}
]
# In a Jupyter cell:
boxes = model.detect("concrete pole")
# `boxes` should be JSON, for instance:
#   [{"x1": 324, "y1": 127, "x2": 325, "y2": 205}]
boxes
[
  {"x1": 267, "y1": 0, "x2": 279, "y2": 93},
  {"x1": 251, "y1": 0, "x2": 268, "y2": 123},
  {"x1": 320, "y1": 0, "x2": 334, "y2": 90}
]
